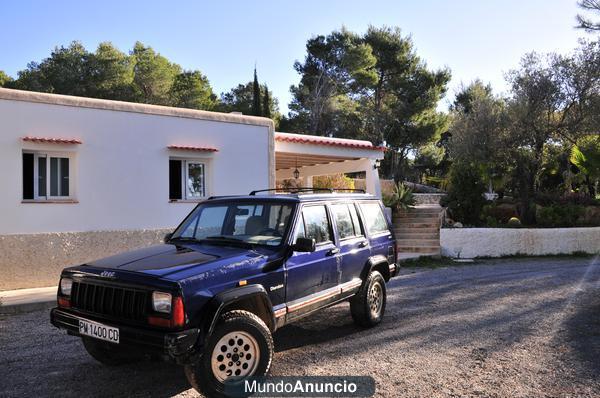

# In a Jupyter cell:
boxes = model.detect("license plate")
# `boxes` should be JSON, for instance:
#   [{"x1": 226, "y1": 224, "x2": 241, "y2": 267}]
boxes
[{"x1": 78, "y1": 319, "x2": 119, "y2": 344}]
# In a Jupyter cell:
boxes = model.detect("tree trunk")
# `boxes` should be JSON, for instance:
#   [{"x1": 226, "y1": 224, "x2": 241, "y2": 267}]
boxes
[{"x1": 516, "y1": 156, "x2": 537, "y2": 225}]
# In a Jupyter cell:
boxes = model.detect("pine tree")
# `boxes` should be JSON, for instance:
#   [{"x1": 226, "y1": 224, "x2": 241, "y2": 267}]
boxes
[
  {"x1": 263, "y1": 84, "x2": 271, "y2": 119},
  {"x1": 252, "y1": 67, "x2": 261, "y2": 116}
]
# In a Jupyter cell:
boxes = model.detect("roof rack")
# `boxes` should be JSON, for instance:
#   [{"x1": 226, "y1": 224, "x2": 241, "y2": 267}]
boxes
[{"x1": 248, "y1": 188, "x2": 366, "y2": 196}]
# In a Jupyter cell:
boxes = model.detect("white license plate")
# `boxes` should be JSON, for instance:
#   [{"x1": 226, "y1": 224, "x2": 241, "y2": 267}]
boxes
[{"x1": 78, "y1": 319, "x2": 119, "y2": 344}]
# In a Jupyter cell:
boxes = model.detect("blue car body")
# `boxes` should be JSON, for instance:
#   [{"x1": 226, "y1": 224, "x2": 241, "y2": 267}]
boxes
[{"x1": 50, "y1": 193, "x2": 397, "y2": 362}]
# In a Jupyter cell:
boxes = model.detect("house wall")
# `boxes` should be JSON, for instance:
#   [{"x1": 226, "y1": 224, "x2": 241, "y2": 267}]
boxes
[
  {"x1": 0, "y1": 94, "x2": 272, "y2": 234},
  {"x1": 441, "y1": 227, "x2": 600, "y2": 258},
  {"x1": 0, "y1": 229, "x2": 171, "y2": 290},
  {"x1": 0, "y1": 89, "x2": 274, "y2": 290}
]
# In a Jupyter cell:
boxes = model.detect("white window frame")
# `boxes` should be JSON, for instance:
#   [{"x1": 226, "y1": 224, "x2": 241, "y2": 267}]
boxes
[
  {"x1": 183, "y1": 160, "x2": 206, "y2": 199},
  {"x1": 24, "y1": 150, "x2": 76, "y2": 201},
  {"x1": 170, "y1": 156, "x2": 211, "y2": 202}
]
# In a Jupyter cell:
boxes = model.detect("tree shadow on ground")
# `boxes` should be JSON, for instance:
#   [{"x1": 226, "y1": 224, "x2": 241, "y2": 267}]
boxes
[{"x1": 562, "y1": 291, "x2": 600, "y2": 379}]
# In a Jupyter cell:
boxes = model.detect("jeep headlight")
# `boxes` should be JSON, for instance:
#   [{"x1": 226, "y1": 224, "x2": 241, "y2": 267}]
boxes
[
  {"x1": 60, "y1": 277, "x2": 73, "y2": 296},
  {"x1": 152, "y1": 291, "x2": 172, "y2": 313}
]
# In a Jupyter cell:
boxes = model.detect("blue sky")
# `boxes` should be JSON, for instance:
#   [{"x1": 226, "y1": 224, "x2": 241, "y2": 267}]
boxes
[{"x1": 0, "y1": 0, "x2": 590, "y2": 112}]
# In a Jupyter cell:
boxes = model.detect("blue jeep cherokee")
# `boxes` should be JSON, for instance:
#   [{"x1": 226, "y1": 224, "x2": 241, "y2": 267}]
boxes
[{"x1": 51, "y1": 189, "x2": 397, "y2": 397}]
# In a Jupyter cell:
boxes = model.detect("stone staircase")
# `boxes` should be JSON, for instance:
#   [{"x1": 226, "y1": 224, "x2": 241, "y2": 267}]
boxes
[{"x1": 393, "y1": 204, "x2": 443, "y2": 260}]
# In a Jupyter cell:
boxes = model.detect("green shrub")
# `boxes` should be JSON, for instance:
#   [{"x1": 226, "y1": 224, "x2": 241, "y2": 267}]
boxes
[
  {"x1": 384, "y1": 182, "x2": 416, "y2": 210},
  {"x1": 535, "y1": 191, "x2": 600, "y2": 207},
  {"x1": 484, "y1": 216, "x2": 499, "y2": 227},
  {"x1": 441, "y1": 161, "x2": 487, "y2": 226},
  {"x1": 313, "y1": 173, "x2": 355, "y2": 190},
  {"x1": 536, "y1": 205, "x2": 584, "y2": 227},
  {"x1": 482, "y1": 203, "x2": 518, "y2": 224},
  {"x1": 507, "y1": 217, "x2": 521, "y2": 227}
]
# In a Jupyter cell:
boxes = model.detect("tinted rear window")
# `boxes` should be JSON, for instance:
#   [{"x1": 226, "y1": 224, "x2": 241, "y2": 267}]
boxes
[
  {"x1": 360, "y1": 202, "x2": 388, "y2": 235},
  {"x1": 301, "y1": 205, "x2": 332, "y2": 244}
]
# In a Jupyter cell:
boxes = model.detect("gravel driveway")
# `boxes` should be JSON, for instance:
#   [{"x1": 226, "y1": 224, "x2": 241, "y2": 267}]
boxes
[{"x1": 1, "y1": 256, "x2": 599, "y2": 397}]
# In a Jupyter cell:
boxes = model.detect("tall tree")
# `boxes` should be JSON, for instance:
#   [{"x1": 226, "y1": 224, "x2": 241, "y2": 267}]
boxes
[
  {"x1": 361, "y1": 26, "x2": 450, "y2": 180},
  {"x1": 131, "y1": 42, "x2": 181, "y2": 105},
  {"x1": 577, "y1": 0, "x2": 600, "y2": 31},
  {"x1": 287, "y1": 26, "x2": 450, "y2": 180},
  {"x1": 87, "y1": 42, "x2": 135, "y2": 100},
  {"x1": 11, "y1": 41, "x2": 91, "y2": 96},
  {"x1": 218, "y1": 81, "x2": 281, "y2": 125},
  {"x1": 262, "y1": 84, "x2": 271, "y2": 118},
  {"x1": 449, "y1": 84, "x2": 507, "y2": 167},
  {"x1": 252, "y1": 68, "x2": 261, "y2": 116},
  {"x1": 451, "y1": 80, "x2": 493, "y2": 114},
  {"x1": 288, "y1": 28, "x2": 377, "y2": 136},
  {"x1": 170, "y1": 70, "x2": 217, "y2": 110},
  {"x1": 0, "y1": 70, "x2": 12, "y2": 87},
  {"x1": 5, "y1": 41, "x2": 219, "y2": 110}
]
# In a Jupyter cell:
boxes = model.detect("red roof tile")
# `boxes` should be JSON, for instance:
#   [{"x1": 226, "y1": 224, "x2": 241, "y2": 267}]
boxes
[
  {"x1": 167, "y1": 145, "x2": 218, "y2": 152},
  {"x1": 275, "y1": 132, "x2": 385, "y2": 151},
  {"x1": 22, "y1": 136, "x2": 82, "y2": 144}
]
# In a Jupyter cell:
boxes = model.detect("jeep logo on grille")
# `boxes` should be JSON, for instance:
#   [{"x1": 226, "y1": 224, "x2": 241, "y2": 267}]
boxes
[{"x1": 100, "y1": 271, "x2": 116, "y2": 278}]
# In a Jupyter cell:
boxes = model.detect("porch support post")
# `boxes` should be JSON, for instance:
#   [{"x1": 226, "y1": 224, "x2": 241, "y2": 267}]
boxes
[
  {"x1": 304, "y1": 175, "x2": 313, "y2": 188},
  {"x1": 364, "y1": 158, "x2": 382, "y2": 198}
]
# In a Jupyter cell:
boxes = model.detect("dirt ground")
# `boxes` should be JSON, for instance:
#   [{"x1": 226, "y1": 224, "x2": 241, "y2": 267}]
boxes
[{"x1": 1, "y1": 256, "x2": 599, "y2": 397}]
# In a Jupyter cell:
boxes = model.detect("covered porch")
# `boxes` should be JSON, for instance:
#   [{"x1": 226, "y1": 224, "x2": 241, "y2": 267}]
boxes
[{"x1": 274, "y1": 132, "x2": 385, "y2": 197}]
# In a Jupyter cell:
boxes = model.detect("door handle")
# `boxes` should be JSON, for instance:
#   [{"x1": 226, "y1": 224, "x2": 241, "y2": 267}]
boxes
[
  {"x1": 327, "y1": 248, "x2": 340, "y2": 256},
  {"x1": 358, "y1": 240, "x2": 369, "y2": 248}
]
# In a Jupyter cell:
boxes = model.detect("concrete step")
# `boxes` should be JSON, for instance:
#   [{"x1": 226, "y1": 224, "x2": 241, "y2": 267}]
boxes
[
  {"x1": 395, "y1": 231, "x2": 440, "y2": 240},
  {"x1": 393, "y1": 222, "x2": 439, "y2": 229},
  {"x1": 393, "y1": 217, "x2": 440, "y2": 224},
  {"x1": 395, "y1": 210, "x2": 442, "y2": 218},
  {"x1": 397, "y1": 246, "x2": 441, "y2": 254},
  {"x1": 395, "y1": 228, "x2": 440, "y2": 235},
  {"x1": 396, "y1": 239, "x2": 440, "y2": 247}
]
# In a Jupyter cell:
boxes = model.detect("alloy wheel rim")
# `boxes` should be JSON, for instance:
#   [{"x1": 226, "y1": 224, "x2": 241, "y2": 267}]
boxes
[
  {"x1": 369, "y1": 282, "x2": 383, "y2": 318},
  {"x1": 211, "y1": 331, "x2": 260, "y2": 382}
]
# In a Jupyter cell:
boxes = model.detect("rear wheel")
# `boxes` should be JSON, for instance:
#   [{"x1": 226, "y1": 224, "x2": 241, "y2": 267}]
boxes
[
  {"x1": 81, "y1": 337, "x2": 142, "y2": 366},
  {"x1": 184, "y1": 310, "x2": 273, "y2": 398},
  {"x1": 350, "y1": 270, "x2": 386, "y2": 327}
]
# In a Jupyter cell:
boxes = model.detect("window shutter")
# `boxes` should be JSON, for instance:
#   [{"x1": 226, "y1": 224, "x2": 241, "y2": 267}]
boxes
[
  {"x1": 60, "y1": 158, "x2": 69, "y2": 196},
  {"x1": 22, "y1": 153, "x2": 34, "y2": 199},
  {"x1": 169, "y1": 160, "x2": 182, "y2": 200}
]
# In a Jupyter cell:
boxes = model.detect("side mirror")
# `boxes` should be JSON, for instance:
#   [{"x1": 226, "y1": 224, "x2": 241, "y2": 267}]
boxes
[
  {"x1": 292, "y1": 237, "x2": 316, "y2": 252},
  {"x1": 164, "y1": 233, "x2": 173, "y2": 243}
]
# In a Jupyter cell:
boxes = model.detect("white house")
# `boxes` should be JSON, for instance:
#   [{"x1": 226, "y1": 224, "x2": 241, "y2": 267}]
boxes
[{"x1": 0, "y1": 88, "x2": 384, "y2": 290}]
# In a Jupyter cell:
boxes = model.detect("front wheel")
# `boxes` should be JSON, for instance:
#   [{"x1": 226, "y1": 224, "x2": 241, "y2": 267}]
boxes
[
  {"x1": 184, "y1": 310, "x2": 273, "y2": 398},
  {"x1": 350, "y1": 270, "x2": 387, "y2": 327}
]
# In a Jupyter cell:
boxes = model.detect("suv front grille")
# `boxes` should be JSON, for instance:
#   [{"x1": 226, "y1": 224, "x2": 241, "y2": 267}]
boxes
[{"x1": 71, "y1": 281, "x2": 148, "y2": 322}]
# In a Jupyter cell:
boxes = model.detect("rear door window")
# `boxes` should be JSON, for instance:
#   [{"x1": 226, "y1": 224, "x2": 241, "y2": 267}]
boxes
[
  {"x1": 331, "y1": 204, "x2": 357, "y2": 239},
  {"x1": 301, "y1": 205, "x2": 332, "y2": 244},
  {"x1": 360, "y1": 202, "x2": 389, "y2": 235}
]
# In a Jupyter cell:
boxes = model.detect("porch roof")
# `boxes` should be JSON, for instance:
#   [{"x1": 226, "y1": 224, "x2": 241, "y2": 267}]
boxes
[{"x1": 274, "y1": 132, "x2": 384, "y2": 171}]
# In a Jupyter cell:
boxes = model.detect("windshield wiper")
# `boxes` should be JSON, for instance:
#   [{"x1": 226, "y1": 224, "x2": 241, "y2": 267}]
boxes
[
  {"x1": 168, "y1": 236, "x2": 207, "y2": 243},
  {"x1": 206, "y1": 235, "x2": 244, "y2": 242},
  {"x1": 205, "y1": 236, "x2": 254, "y2": 248}
]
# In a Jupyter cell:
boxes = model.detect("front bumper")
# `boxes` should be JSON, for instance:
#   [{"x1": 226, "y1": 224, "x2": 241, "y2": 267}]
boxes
[{"x1": 50, "y1": 308, "x2": 200, "y2": 362}]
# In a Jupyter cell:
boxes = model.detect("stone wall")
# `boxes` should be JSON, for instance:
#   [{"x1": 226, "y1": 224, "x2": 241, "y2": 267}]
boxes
[
  {"x1": 441, "y1": 227, "x2": 600, "y2": 258},
  {"x1": 0, "y1": 229, "x2": 172, "y2": 290}
]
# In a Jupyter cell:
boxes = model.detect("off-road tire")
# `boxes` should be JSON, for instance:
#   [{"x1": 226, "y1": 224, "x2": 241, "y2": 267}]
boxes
[
  {"x1": 184, "y1": 310, "x2": 273, "y2": 398},
  {"x1": 350, "y1": 270, "x2": 387, "y2": 327},
  {"x1": 81, "y1": 337, "x2": 142, "y2": 366}
]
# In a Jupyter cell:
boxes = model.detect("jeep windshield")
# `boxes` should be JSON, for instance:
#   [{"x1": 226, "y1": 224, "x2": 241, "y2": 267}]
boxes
[{"x1": 170, "y1": 201, "x2": 295, "y2": 247}]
